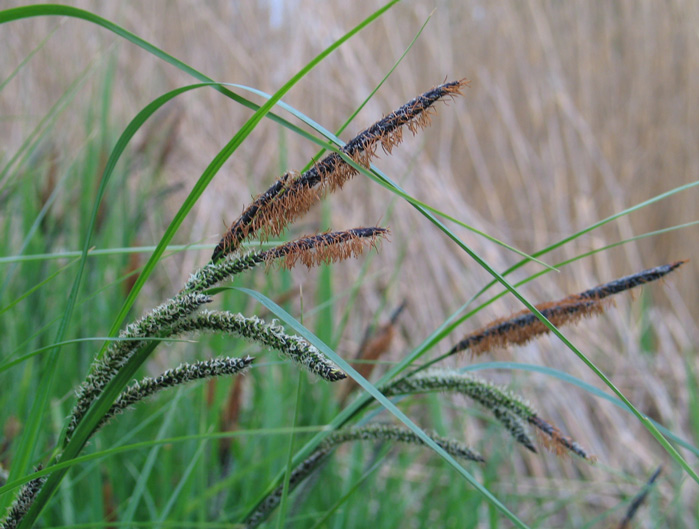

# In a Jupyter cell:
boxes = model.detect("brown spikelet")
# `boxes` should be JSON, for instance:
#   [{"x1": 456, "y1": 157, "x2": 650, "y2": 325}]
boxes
[
  {"x1": 262, "y1": 227, "x2": 389, "y2": 270},
  {"x1": 448, "y1": 261, "x2": 686, "y2": 357},
  {"x1": 529, "y1": 415, "x2": 594, "y2": 460},
  {"x1": 339, "y1": 302, "x2": 406, "y2": 405},
  {"x1": 218, "y1": 375, "x2": 244, "y2": 466},
  {"x1": 102, "y1": 478, "x2": 117, "y2": 529},
  {"x1": 211, "y1": 79, "x2": 468, "y2": 261},
  {"x1": 450, "y1": 297, "x2": 610, "y2": 357}
]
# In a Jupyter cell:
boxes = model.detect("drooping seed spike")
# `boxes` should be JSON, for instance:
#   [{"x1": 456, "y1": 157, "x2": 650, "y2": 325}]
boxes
[
  {"x1": 93, "y1": 356, "x2": 254, "y2": 436},
  {"x1": 167, "y1": 311, "x2": 346, "y2": 382},
  {"x1": 384, "y1": 370, "x2": 539, "y2": 452},
  {"x1": 243, "y1": 423, "x2": 481, "y2": 528}
]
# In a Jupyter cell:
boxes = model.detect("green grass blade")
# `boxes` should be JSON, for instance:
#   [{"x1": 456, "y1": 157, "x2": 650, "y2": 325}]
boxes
[
  {"x1": 120, "y1": 391, "x2": 184, "y2": 524},
  {"x1": 300, "y1": 9, "x2": 435, "y2": 172},
  {"x1": 0, "y1": 257, "x2": 81, "y2": 315},
  {"x1": 0, "y1": 21, "x2": 58, "y2": 92},
  {"x1": 0, "y1": 244, "x2": 217, "y2": 264},
  {"x1": 276, "y1": 373, "x2": 304, "y2": 529},
  {"x1": 465, "y1": 181, "x2": 699, "y2": 308},
  {"x1": 0, "y1": 337, "x2": 192, "y2": 374},
  {"x1": 155, "y1": 429, "x2": 209, "y2": 526},
  {"x1": 0, "y1": 48, "x2": 97, "y2": 192}
]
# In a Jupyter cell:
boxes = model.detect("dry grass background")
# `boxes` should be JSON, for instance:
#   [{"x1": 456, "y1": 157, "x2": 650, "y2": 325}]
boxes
[{"x1": 2, "y1": 0, "x2": 698, "y2": 524}]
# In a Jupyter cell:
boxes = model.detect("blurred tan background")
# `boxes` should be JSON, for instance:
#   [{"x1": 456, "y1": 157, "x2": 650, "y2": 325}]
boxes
[{"x1": 2, "y1": 0, "x2": 698, "y2": 521}]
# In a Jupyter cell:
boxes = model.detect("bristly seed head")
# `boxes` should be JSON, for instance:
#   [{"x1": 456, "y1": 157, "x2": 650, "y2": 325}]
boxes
[
  {"x1": 212, "y1": 79, "x2": 468, "y2": 261},
  {"x1": 449, "y1": 298, "x2": 610, "y2": 357},
  {"x1": 93, "y1": 356, "x2": 254, "y2": 436},
  {"x1": 447, "y1": 261, "x2": 686, "y2": 357},
  {"x1": 384, "y1": 370, "x2": 539, "y2": 452},
  {"x1": 166, "y1": 311, "x2": 346, "y2": 382},
  {"x1": 263, "y1": 227, "x2": 388, "y2": 270},
  {"x1": 183, "y1": 227, "x2": 388, "y2": 293}
]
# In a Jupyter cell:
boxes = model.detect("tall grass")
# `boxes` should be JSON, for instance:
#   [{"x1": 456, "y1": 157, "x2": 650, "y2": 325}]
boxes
[{"x1": 1, "y1": 2, "x2": 697, "y2": 528}]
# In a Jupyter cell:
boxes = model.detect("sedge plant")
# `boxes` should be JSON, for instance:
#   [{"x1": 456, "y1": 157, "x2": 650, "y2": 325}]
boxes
[
  {"x1": 1, "y1": 76, "x2": 688, "y2": 528},
  {"x1": 1, "y1": 5, "x2": 695, "y2": 528}
]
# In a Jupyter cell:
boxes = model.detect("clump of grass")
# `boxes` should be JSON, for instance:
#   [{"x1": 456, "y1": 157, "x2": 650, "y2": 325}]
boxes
[
  {"x1": 1, "y1": 73, "x2": 688, "y2": 529},
  {"x1": 0, "y1": 80, "x2": 466, "y2": 529}
]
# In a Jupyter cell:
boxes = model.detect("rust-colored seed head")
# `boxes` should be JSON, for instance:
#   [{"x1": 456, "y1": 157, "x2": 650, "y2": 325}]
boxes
[
  {"x1": 448, "y1": 261, "x2": 686, "y2": 358},
  {"x1": 211, "y1": 79, "x2": 468, "y2": 262},
  {"x1": 262, "y1": 227, "x2": 389, "y2": 270},
  {"x1": 450, "y1": 297, "x2": 610, "y2": 357}
]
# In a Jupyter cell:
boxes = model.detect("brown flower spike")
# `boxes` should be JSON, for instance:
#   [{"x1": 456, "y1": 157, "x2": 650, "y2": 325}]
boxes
[
  {"x1": 211, "y1": 79, "x2": 468, "y2": 261},
  {"x1": 448, "y1": 261, "x2": 686, "y2": 357}
]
